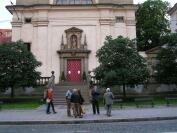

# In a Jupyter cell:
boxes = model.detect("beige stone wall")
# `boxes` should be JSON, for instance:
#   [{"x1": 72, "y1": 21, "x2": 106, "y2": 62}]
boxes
[
  {"x1": 16, "y1": 0, "x2": 49, "y2": 5},
  {"x1": 10, "y1": 5, "x2": 136, "y2": 83},
  {"x1": 169, "y1": 10, "x2": 177, "y2": 33},
  {"x1": 98, "y1": 0, "x2": 133, "y2": 4}
]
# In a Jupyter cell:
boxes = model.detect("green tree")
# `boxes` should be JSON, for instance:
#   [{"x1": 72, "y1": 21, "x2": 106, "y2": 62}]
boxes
[
  {"x1": 95, "y1": 36, "x2": 149, "y2": 99},
  {"x1": 0, "y1": 41, "x2": 41, "y2": 97},
  {"x1": 136, "y1": 0, "x2": 170, "y2": 51},
  {"x1": 155, "y1": 33, "x2": 177, "y2": 84},
  {"x1": 82, "y1": 71, "x2": 87, "y2": 81},
  {"x1": 60, "y1": 71, "x2": 66, "y2": 81}
]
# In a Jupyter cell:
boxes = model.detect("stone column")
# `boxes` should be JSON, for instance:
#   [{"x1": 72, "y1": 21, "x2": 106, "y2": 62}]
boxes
[{"x1": 11, "y1": 20, "x2": 23, "y2": 42}]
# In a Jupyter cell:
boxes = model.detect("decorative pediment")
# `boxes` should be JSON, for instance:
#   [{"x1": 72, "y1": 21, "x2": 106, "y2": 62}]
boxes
[{"x1": 65, "y1": 27, "x2": 83, "y2": 33}]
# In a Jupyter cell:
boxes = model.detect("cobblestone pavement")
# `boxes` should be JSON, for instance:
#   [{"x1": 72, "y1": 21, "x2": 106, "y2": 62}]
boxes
[
  {"x1": 0, "y1": 105, "x2": 177, "y2": 123},
  {"x1": 0, "y1": 120, "x2": 177, "y2": 133}
]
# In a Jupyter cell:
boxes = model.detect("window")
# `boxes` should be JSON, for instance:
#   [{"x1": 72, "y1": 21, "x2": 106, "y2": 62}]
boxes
[
  {"x1": 24, "y1": 43, "x2": 31, "y2": 51},
  {"x1": 24, "y1": 18, "x2": 32, "y2": 24},
  {"x1": 56, "y1": 0, "x2": 93, "y2": 5},
  {"x1": 82, "y1": 0, "x2": 92, "y2": 4},
  {"x1": 116, "y1": 16, "x2": 124, "y2": 23}
]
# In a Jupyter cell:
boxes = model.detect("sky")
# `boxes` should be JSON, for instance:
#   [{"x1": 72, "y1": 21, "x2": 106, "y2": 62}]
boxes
[{"x1": 0, "y1": 0, "x2": 176, "y2": 29}]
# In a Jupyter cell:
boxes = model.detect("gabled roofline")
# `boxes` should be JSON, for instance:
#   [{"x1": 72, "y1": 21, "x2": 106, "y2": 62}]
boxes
[{"x1": 168, "y1": 3, "x2": 177, "y2": 15}]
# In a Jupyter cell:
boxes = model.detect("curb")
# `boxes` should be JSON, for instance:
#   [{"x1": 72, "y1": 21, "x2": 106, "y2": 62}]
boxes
[{"x1": 0, "y1": 116, "x2": 177, "y2": 125}]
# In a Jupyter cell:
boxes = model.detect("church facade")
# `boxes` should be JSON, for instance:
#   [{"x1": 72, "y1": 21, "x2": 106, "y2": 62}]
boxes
[{"x1": 7, "y1": 0, "x2": 137, "y2": 84}]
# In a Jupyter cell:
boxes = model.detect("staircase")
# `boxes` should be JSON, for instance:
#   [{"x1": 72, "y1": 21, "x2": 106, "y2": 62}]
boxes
[{"x1": 53, "y1": 83, "x2": 90, "y2": 105}]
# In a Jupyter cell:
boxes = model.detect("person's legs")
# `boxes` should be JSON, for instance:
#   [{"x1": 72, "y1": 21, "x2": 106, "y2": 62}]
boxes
[
  {"x1": 76, "y1": 103, "x2": 82, "y2": 117},
  {"x1": 66, "y1": 99, "x2": 71, "y2": 116},
  {"x1": 46, "y1": 102, "x2": 51, "y2": 114},
  {"x1": 95, "y1": 101, "x2": 100, "y2": 114},
  {"x1": 106, "y1": 105, "x2": 109, "y2": 116},
  {"x1": 107, "y1": 104, "x2": 111, "y2": 116},
  {"x1": 109, "y1": 105, "x2": 112, "y2": 116},
  {"x1": 73, "y1": 103, "x2": 77, "y2": 118},
  {"x1": 92, "y1": 101, "x2": 96, "y2": 114},
  {"x1": 51, "y1": 101, "x2": 56, "y2": 113},
  {"x1": 71, "y1": 103, "x2": 74, "y2": 116}
]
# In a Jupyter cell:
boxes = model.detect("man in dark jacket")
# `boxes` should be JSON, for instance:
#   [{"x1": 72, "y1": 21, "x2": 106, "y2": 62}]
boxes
[
  {"x1": 70, "y1": 89, "x2": 82, "y2": 118},
  {"x1": 91, "y1": 86, "x2": 100, "y2": 115}
]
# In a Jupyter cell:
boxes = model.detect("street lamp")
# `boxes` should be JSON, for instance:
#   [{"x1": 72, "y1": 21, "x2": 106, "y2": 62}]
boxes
[
  {"x1": 175, "y1": 59, "x2": 177, "y2": 63},
  {"x1": 145, "y1": 39, "x2": 152, "y2": 50},
  {"x1": 154, "y1": 70, "x2": 157, "y2": 74},
  {"x1": 148, "y1": 39, "x2": 152, "y2": 44}
]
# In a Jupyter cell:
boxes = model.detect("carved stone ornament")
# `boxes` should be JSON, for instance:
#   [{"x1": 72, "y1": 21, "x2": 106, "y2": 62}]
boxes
[
  {"x1": 57, "y1": 27, "x2": 91, "y2": 58},
  {"x1": 60, "y1": 27, "x2": 86, "y2": 50}
]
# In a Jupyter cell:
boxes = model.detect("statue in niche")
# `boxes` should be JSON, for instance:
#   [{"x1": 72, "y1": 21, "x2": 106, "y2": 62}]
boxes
[{"x1": 70, "y1": 35, "x2": 77, "y2": 49}]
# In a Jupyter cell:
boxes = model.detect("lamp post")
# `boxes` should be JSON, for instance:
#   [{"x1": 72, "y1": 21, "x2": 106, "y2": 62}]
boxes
[
  {"x1": 175, "y1": 59, "x2": 177, "y2": 63},
  {"x1": 145, "y1": 39, "x2": 152, "y2": 50},
  {"x1": 148, "y1": 39, "x2": 152, "y2": 44}
]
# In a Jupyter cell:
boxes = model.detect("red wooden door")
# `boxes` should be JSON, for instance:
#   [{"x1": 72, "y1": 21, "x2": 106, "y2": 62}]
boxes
[{"x1": 67, "y1": 59, "x2": 81, "y2": 82}]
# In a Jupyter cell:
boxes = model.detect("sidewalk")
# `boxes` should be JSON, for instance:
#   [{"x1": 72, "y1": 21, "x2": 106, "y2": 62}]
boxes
[{"x1": 0, "y1": 105, "x2": 177, "y2": 125}]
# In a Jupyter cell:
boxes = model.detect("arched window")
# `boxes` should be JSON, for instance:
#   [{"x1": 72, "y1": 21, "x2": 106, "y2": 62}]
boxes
[{"x1": 56, "y1": 0, "x2": 93, "y2": 5}]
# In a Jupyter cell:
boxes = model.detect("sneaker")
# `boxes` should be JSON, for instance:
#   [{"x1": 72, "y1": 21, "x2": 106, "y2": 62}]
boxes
[
  {"x1": 46, "y1": 112, "x2": 51, "y2": 114},
  {"x1": 53, "y1": 112, "x2": 57, "y2": 114}
]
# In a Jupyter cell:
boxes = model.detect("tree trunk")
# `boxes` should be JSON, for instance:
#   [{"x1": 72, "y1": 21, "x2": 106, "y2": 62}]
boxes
[
  {"x1": 123, "y1": 84, "x2": 126, "y2": 101},
  {"x1": 10, "y1": 86, "x2": 14, "y2": 98}
]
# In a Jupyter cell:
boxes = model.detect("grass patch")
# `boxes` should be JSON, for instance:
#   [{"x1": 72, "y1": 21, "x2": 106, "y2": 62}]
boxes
[
  {"x1": 99, "y1": 96, "x2": 177, "y2": 108},
  {"x1": 1, "y1": 101, "x2": 42, "y2": 110}
]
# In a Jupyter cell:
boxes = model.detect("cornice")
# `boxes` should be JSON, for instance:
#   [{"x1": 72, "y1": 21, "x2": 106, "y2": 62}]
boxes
[
  {"x1": 6, "y1": 4, "x2": 137, "y2": 14},
  {"x1": 11, "y1": 21, "x2": 23, "y2": 27},
  {"x1": 32, "y1": 20, "x2": 49, "y2": 27},
  {"x1": 99, "y1": 19, "x2": 115, "y2": 25},
  {"x1": 125, "y1": 19, "x2": 136, "y2": 26}
]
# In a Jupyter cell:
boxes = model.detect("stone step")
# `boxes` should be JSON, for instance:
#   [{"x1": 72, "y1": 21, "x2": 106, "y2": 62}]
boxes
[{"x1": 52, "y1": 84, "x2": 90, "y2": 105}]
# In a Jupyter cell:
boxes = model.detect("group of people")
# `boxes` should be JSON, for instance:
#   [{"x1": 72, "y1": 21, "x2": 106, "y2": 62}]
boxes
[
  {"x1": 65, "y1": 89, "x2": 85, "y2": 118},
  {"x1": 65, "y1": 86, "x2": 114, "y2": 117},
  {"x1": 44, "y1": 70, "x2": 114, "y2": 117},
  {"x1": 91, "y1": 86, "x2": 114, "y2": 117},
  {"x1": 44, "y1": 86, "x2": 114, "y2": 117}
]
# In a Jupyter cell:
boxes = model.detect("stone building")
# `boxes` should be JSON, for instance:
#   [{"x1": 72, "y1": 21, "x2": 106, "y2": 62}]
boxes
[
  {"x1": 0, "y1": 29, "x2": 12, "y2": 44},
  {"x1": 168, "y1": 3, "x2": 177, "y2": 33},
  {"x1": 7, "y1": 0, "x2": 137, "y2": 84}
]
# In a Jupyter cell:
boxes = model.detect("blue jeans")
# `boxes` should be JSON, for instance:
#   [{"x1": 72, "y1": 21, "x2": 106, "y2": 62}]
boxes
[{"x1": 46, "y1": 100, "x2": 56, "y2": 113}]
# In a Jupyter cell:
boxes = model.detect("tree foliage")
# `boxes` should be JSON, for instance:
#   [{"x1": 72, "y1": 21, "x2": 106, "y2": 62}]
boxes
[
  {"x1": 136, "y1": 0, "x2": 170, "y2": 51},
  {"x1": 0, "y1": 41, "x2": 41, "y2": 97},
  {"x1": 94, "y1": 36, "x2": 149, "y2": 98},
  {"x1": 155, "y1": 33, "x2": 177, "y2": 84}
]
